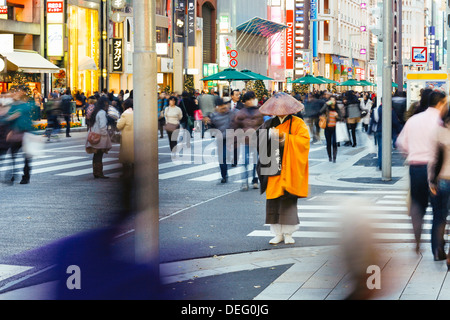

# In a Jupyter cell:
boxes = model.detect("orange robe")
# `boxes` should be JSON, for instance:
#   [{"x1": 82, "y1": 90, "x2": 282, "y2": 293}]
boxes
[{"x1": 265, "y1": 116, "x2": 310, "y2": 200}]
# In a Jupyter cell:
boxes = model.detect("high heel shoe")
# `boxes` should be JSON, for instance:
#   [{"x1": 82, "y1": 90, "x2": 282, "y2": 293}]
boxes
[{"x1": 433, "y1": 248, "x2": 447, "y2": 261}]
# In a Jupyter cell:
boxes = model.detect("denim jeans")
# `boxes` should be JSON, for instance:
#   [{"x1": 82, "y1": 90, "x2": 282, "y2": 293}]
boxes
[
  {"x1": 241, "y1": 145, "x2": 258, "y2": 185},
  {"x1": 431, "y1": 179, "x2": 450, "y2": 254},
  {"x1": 374, "y1": 132, "x2": 382, "y2": 170}
]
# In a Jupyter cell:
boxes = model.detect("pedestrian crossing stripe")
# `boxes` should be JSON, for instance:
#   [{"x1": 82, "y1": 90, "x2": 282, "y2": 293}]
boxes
[{"x1": 247, "y1": 190, "x2": 440, "y2": 242}]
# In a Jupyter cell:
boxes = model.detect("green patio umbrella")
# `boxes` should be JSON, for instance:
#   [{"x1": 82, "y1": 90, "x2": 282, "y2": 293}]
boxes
[
  {"x1": 358, "y1": 80, "x2": 375, "y2": 87},
  {"x1": 241, "y1": 69, "x2": 274, "y2": 81},
  {"x1": 201, "y1": 68, "x2": 257, "y2": 82},
  {"x1": 316, "y1": 76, "x2": 338, "y2": 84},
  {"x1": 337, "y1": 79, "x2": 362, "y2": 87},
  {"x1": 392, "y1": 82, "x2": 399, "y2": 88},
  {"x1": 292, "y1": 74, "x2": 328, "y2": 84}
]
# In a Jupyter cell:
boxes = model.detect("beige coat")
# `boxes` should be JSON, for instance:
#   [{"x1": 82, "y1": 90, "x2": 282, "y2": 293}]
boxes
[
  {"x1": 116, "y1": 108, "x2": 134, "y2": 164},
  {"x1": 86, "y1": 109, "x2": 112, "y2": 154}
]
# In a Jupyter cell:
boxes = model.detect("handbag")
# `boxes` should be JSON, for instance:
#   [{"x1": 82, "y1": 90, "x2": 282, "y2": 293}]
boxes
[
  {"x1": 319, "y1": 115, "x2": 327, "y2": 129},
  {"x1": 107, "y1": 106, "x2": 120, "y2": 120},
  {"x1": 180, "y1": 100, "x2": 195, "y2": 128},
  {"x1": 87, "y1": 131, "x2": 101, "y2": 145},
  {"x1": 164, "y1": 122, "x2": 179, "y2": 133}
]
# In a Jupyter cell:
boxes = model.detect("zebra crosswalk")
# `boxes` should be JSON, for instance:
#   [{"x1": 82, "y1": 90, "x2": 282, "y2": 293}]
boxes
[{"x1": 247, "y1": 190, "x2": 439, "y2": 243}]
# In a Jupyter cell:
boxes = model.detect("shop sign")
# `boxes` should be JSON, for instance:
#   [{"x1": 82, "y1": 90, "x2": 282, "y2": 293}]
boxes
[
  {"x1": 187, "y1": 0, "x2": 195, "y2": 47},
  {"x1": 286, "y1": 0, "x2": 294, "y2": 70},
  {"x1": 112, "y1": 38, "x2": 123, "y2": 73},
  {"x1": 0, "y1": 6, "x2": 7, "y2": 14},
  {"x1": 47, "y1": 1, "x2": 63, "y2": 24},
  {"x1": 47, "y1": 1, "x2": 63, "y2": 13},
  {"x1": 47, "y1": 24, "x2": 64, "y2": 57}
]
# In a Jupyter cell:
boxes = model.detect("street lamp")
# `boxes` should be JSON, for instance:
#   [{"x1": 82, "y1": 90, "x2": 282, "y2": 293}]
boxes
[{"x1": 309, "y1": 18, "x2": 328, "y2": 75}]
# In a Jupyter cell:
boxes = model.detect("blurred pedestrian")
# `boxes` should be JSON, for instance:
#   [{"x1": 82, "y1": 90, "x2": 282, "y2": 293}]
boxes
[
  {"x1": 396, "y1": 90, "x2": 449, "y2": 258},
  {"x1": 116, "y1": 98, "x2": 134, "y2": 179},
  {"x1": 257, "y1": 92, "x2": 310, "y2": 245},
  {"x1": 157, "y1": 93, "x2": 168, "y2": 138},
  {"x1": 359, "y1": 93, "x2": 373, "y2": 133},
  {"x1": 303, "y1": 94, "x2": 322, "y2": 143},
  {"x1": 368, "y1": 99, "x2": 402, "y2": 170},
  {"x1": 232, "y1": 91, "x2": 264, "y2": 191},
  {"x1": 85, "y1": 96, "x2": 112, "y2": 179},
  {"x1": 198, "y1": 89, "x2": 219, "y2": 138},
  {"x1": 343, "y1": 91, "x2": 361, "y2": 147},
  {"x1": 60, "y1": 89, "x2": 73, "y2": 137},
  {"x1": 204, "y1": 98, "x2": 237, "y2": 183},
  {"x1": 320, "y1": 96, "x2": 342, "y2": 163},
  {"x1": 1, "y1": 86, "x2": 34, "y2": 184},
  {"x1": 428, "y1": 108, "x2": 450, "y2": 267},
  {"x1": 164, "y1": 96, "x2": 183, "y2": 151}
]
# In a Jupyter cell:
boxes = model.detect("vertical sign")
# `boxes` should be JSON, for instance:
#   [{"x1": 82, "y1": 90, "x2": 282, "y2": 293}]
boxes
[
  {"x1": 286, "y1": 0, "x2": 294, "y2": 70},
  {"x1": 187, "y1": 0, "x2": 196, "y2": 47},
  {"x1": 310, "y1": 0, "x2": 318, "y2": 57},
  {"x1": 112, "y1": 38, "x2": 123, "y2": 72},
  {"x1": 47, "y1": 24, "x2": 64, "y2": 56}
]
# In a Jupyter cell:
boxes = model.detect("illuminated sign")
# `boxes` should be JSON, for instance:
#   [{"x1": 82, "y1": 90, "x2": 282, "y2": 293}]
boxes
[
  {"x1": 0, "y1": 6, "x2": 7, "y2": 14},
  {"x1": 47, "y1": 1, "x2": 63, "y2": 13},
  {"x1": 47, "y1": 24, "x2": 64, "y2": 57},
  {"x1": 112, "y1": 38, "x2": 123, "y2": 72},
  {"x1": 286, "y1": 0, "x2": 294, "y2": 70}
]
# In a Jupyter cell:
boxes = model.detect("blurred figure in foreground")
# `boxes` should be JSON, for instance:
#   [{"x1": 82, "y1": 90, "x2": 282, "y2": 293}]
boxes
[
  {"x1": 428, "y1": 101, "x2": 450, "y2": 268},
  {"x1": 1, "y1": 86, "x2": 33, "y2": 184},
  {"x1": 397, "y1": 91, "x2": 449, "y2": 259}
]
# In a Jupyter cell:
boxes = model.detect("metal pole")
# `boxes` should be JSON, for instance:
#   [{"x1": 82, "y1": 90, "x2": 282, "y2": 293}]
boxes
[
  {"x1": 133, "y1": 0, "x2": 159, "y2": 269},
  {"x1": 382, "y1": 0, "x2": 392, "y2": 181}
]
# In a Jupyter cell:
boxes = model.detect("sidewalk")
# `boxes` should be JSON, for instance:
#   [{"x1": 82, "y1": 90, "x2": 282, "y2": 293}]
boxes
[{"x1": 1, "y1": 133, "x2": 444, "y2": 301}]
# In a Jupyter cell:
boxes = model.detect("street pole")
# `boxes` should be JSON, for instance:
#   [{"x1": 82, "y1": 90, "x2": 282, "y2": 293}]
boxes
[
  {"x1": 133, "y1": 0, "x2": 159, "y2": 271},
  {"x1": 382, "y1": 0, "x2": 392, "y2": 181}
]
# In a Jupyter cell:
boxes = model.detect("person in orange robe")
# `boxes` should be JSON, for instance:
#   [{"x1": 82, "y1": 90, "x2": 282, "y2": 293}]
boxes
[{"x1": 257, "y1": 113, "x2": 310, "y2": 245}]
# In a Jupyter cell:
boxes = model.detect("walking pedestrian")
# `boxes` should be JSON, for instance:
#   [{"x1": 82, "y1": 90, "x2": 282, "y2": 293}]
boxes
[
  {"x1": 157, "y1": 93, "x2": 168, "y2": 138},
  {"x1": 164, "y1": 96, "x2": 183, "y2": 151},
  {"x1": 116, "y1": 98, "x2": 134, "y2": 179},
  {"x1": 60, "y1": 89, "x2": 73, "y2": 137},
  {"x1": 204, "y1": 98, "x2": 237, "y2": 184},
  {"x1": 343, "y1": 91, "x2": 361, "y2": 147},
  {"x1": 368, "y1": 99, "x2": 402, "y2": 170},
  {"x1": 257, "y1": 92, "x2": 310, "y2": 245},
  {"x1": 2, "y1": 86, "x2": 34, "y2": 184},
  {"x1": 359, "y1": 93, "x2": 373, "y2": 133},
  {"x1": 320, "y1": 97, "x2": 342, "y2": 162},
  {"x1": 232, "y1": 91, "x2": 264, "y2": 191},
  {"x1": 428, "y1": 109, "x2": 450, "y2": 267},
  {"x1": 396, "y1": 90, "x2": 449, "y2": 258},
  {"x1": 85, "y1": 96, "x2": 112, "y2": 179}
]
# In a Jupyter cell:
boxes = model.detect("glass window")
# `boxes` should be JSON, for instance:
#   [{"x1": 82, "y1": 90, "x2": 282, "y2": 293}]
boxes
[{"x1": 156, "y1": 0, "x2": 166, "y2": 16}]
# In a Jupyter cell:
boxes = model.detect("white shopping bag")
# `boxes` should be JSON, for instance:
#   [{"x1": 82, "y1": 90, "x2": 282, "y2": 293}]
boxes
[
  {"x1": 335, "y1": 121, "x2": 349, "y2": 143},
  {"x1": 22, "y1": 132, "x2": 45, "y2": 158}
]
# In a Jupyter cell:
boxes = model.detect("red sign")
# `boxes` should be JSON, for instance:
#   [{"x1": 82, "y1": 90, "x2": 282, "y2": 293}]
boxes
[
  {"x1": 47, "y1": 1, "x2": 63, "y2": 13},
  {"x1": 412, "y1": 47, "x2": 427, "y2": 63},
  {"x1": 229, "y1": 50, "x2": 238, "y2": 59},
  {"x1": 285, "y1": 9, "x2": 294, "y2": 70},
  {"x1": 229, "y1": 59, "x2": 238, "y2": 68},
  {"x1": 0, "y1": 6, "x2": 7, "y2": 14}
]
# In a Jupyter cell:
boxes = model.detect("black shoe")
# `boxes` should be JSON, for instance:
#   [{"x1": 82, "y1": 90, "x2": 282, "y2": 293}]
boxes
[
  {"x1": 19, "y1": 177, "x2": 30, "y2": 184},
  {"x1": 220, "y1": 178, "x2": 227, "y2": 184},
  {"x1": 433, "y1": 248, "x2": 446, "y2": 261},
  {"x1": 66, "y1": 135, "x2": 71, "y2": 137}
]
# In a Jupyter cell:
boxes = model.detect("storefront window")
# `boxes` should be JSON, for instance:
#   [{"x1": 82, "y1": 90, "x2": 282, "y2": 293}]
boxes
[{"x1": 67, "y1": 5, "x2": 99, "y2": 97}]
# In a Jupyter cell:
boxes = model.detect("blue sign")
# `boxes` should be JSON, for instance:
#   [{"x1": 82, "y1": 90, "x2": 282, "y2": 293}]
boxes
[{"x1": 310, "y1": 0, "x2": 318, "y2": 58}]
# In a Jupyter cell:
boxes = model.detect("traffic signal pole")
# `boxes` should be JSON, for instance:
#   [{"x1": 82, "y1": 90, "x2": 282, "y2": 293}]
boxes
[
  {"x1": 133, "y1": 0, "x2": 159, "y2": 272},
  {"x1": 382, "y1": 0, "x2": 392, "y2": 181}
]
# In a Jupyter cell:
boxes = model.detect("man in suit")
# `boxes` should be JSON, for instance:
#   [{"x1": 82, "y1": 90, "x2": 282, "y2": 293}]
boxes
[{"x1": 228, "y1": 89, "x2": 244, "y2": 111}]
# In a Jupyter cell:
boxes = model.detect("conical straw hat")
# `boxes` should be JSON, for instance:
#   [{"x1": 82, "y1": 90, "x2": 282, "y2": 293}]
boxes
[{"x1": 259, "y1": 92, "x2": 304, "y2": 116}]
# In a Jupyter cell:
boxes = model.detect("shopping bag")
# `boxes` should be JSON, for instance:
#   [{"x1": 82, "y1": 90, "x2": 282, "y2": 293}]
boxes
[
  {"x1": 22, "y1": 132, "x2": 45, "y2": 157},
  {"x1": 335, "y1": 121, "x2": 349, "y2": 143}
]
